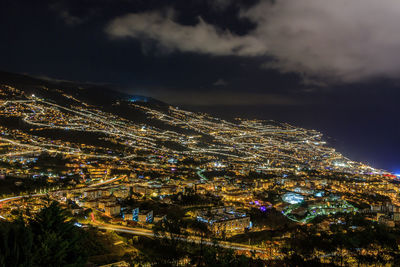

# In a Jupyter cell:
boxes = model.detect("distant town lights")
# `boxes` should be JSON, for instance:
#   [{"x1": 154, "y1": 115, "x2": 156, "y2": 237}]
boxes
[{"x1": 334, "y1": 162, "x2": 347, "y2": 167}]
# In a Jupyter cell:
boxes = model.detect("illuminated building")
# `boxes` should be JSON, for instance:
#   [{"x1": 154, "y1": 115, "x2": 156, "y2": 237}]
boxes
[
  {"x1": 139, "y1": 210, "x2": 153, "y2": 223},
  {"x1": 195, "y1": 206, "x2": 251, "y2": 236},
  {"x1": 105, "y1": 204, "x2": 121, "y2": 216}
]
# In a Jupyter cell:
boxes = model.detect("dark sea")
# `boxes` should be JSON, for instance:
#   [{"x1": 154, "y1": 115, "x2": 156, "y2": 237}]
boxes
[{"x1": 186, "y1": 105, "x2": 400, "y2": 173}]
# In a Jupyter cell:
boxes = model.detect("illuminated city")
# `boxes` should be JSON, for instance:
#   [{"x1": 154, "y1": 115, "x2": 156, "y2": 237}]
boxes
[
  {"x1": 0, "y1": 76, "x2": 399, "y2": 265},
  {"x1": 1, "y1": 1, "x2": 400, "y2": 266}
]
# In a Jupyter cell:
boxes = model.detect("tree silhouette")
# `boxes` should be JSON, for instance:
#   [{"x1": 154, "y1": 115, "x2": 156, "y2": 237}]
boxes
[
  {"x1": 0, "y1": 201, "x2": 87, "y2": 267},
  {"x1": 29, "y1": 201, "x2": 87, "y2": 267},
  {"x1": 0, "y1": 216, "x2": 33, "y2": 267},
  {"x1": 152, "y1": 210, "x2": 188, "y2": 265}
]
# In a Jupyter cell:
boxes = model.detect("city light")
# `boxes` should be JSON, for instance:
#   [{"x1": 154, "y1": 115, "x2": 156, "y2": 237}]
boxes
[{"x1": 282, "y1": 192, "x2": 304, "y2": 204}]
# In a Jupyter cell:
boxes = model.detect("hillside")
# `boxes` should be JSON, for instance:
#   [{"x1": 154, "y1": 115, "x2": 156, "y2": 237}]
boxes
[{"x1": 0, "y1": 71, "x2": 384, "y2": 174}]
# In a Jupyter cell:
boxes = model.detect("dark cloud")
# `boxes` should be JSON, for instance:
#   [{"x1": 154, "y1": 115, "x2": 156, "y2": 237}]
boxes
[
  {"x1": 50, "y1": 2, "x2": 85, "y2": 26},
  {"x1": 106, "y1": 0, "x2": 400, "y2": 83},
  {"x1": 209, "y1": 0, "x2": 234, "y2": 10},
  {"x1": 213, "y1": 78, "x2": 228, "y2": 86}
]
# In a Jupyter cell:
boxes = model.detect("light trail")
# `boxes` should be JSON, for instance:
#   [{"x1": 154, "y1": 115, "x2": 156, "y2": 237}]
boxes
[{"x1": 95, "y1": 224, "x2": 269, "y2": 254}]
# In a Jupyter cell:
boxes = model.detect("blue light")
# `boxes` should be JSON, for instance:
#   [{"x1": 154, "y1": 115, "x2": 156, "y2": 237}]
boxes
[
  {"x1": 130, "y1": 96, "x2": 148, "y2": 103},
  {"x1": 133, "y1": 208, "x2": 139, "y2": 222}
]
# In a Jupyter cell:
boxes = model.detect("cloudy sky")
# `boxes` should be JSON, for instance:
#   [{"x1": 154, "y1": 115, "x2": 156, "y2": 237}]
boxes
[
  {"x1": 1, "y1": 0, "x2": 400, "y2": 104},
  {"x1": 0, "y1": 0, "x2": 399, "y2": 170}
]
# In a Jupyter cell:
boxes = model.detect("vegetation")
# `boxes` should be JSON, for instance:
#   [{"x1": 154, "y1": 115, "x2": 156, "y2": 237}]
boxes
[
  {"x1": 2, "y1": 201, "x2": 400, "y2": 266},
  {"x1": 171, "y1": 189, "x2": 222, "y2": 206},
  {"x1": 0, "y1": 201, "x2": 87, "y2": 267},
  {"x1": 0, "y1": 176, "x2": 49, "y2": 196},
  {"x1": 142, "y1": 213, "x2": 264, "y2": 266},
  {"x1": 279, "y1": 214, "x2": 400, "y2": 266}
]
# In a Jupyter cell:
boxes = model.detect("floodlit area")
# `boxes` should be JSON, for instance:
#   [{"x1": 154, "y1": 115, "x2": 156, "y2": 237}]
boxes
[{"x1": 282, "y1": 192, "x2": 304, "y2": 204}]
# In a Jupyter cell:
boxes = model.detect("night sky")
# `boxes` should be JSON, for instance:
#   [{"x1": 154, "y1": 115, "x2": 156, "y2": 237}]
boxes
[{"x1": 0, "y1": 0, "x2": 399, "y2": 171}]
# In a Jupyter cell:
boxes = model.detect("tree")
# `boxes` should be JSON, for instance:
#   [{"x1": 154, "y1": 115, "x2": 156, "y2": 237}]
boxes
[
  {"x1": 0, "y1": 201, "x2": 88, "y2": 267},
  {"x1": 0, "y1": 216, "x2": 33, "y2": 267},
  {"x1": 152, "y1": 211, "x2": 188, "y2": 266},
  {"x1": 191, "y1": 220, "x2": 211, "y2": 253},
  {"x1": 29, "y1": 201, "x2": 87, "y2": 267}
]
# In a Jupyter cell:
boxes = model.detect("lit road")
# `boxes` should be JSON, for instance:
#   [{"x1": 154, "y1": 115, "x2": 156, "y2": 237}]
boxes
[
  {"x1": 94, "y1": 224, "x2": 270, "y2": 254},
  {"x1": 94, "y1": 224, "x2": 338, "y2": 260},
  {"x1": 88, "y1": 175, "x2": 126, "y2": 187},
  {"x1": 0, "y1": 175, "x2": 127, "y2": 205},
  {"x1": 0, "y1": 193, "x2": 46, "y2": 204}
]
